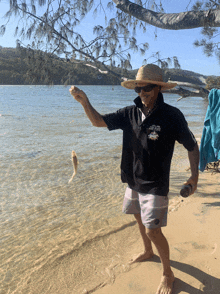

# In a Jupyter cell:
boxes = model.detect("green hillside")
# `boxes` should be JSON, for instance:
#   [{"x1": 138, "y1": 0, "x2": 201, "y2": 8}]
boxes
[
  {"x1": 0, "y1": 46, "x2": 213, "y2": 87},
  {"x1": 0, "y1": 46, "x2": 126, "y2": 85}
]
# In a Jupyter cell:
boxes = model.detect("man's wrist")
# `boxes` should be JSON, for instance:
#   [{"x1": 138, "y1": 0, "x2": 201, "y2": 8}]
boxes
[
  {"x1": 191, "y1": 173, "x2": 199, "y2": 181},
  {"x1": 81, "y1": 98, "x2": 89, "y2": 107},
  {"x1": 187, "y1": 176, "x2": 198, "y2": 187}
]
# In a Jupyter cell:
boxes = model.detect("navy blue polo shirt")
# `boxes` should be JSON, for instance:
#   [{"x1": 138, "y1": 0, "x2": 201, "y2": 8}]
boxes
[{"x1": 102, "y1": 92, "x2": 197, "y2": 196}]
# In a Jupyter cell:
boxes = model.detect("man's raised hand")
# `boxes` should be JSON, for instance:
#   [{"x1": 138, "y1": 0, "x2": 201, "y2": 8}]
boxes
[{"x1": 69, "y1": 86, "x2": 88, "y2": 104}]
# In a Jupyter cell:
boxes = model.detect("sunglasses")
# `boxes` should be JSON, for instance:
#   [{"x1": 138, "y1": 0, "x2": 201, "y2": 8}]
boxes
[{"x1": 134, "y1": 84, "x2": 157, "y2": 93}]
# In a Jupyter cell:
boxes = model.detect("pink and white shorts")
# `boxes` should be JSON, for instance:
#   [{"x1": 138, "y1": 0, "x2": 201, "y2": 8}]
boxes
[{"x1": 123, "y1": 187, "x2": 169, "y2": 229}]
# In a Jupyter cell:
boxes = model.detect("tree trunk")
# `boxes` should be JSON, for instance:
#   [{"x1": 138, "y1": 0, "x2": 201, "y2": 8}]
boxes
[{"x1": 112, "y1": 0, "x2": 220, "y2": 30}]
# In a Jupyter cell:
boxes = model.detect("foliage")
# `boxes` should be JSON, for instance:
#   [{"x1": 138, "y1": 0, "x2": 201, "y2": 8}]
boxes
[
  {"x1": 206, "y1": 75, "x2": 220, "y2": 89},
  {"x1": 192, "y1": 0, "x2": 220, "y2": 62},
  {"x1": 1, "y1": 0, "x2": 150, "y2": 72},
  {"x1": 0, "y1": 0, "x2": 183, "y2": 78}
]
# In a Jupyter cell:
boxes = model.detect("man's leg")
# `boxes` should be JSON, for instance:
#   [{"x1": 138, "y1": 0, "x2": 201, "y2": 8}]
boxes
[
  {"x1": 134, "y1": 191, "x2": 174, "y2": 294},
  {"x1": 123, "y1": 188, "x2": 154, "y2": 262},
  {"x1": 130, "y1": 213, "x2": 154, "y2": 262},
  {"x1": 146, "y1": 227, "x2": 174, "y2": 294}
]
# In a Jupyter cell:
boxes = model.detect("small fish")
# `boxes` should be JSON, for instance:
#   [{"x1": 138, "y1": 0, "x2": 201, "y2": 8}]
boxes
[{"x1": 69, "y1": 150, "x2": 78, "y2": 183}]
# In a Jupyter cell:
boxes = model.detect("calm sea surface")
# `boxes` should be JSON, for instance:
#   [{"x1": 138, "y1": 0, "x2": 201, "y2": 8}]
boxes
[{"x1": 0, "y1": 85, "x2": 208, "y2": 293}]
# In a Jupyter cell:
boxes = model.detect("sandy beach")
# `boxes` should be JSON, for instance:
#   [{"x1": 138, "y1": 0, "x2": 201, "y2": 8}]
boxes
[
  {"x1": 94, "y1": 171, "x2": 220, "y2": 294},
  {"x1": 1, "y1": 86, "x2": 216, "y2": 294},
  {"x1": 19, "y1": 170, "x2": 220, "y2": 294}
]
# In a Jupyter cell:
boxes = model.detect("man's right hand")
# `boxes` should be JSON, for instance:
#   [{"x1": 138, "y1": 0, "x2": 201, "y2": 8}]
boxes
[
  {"x1": 69, "y1": 85, "x2": 107, "y2": 127},
  {"x1": 69, "y1": 86, "x2": 88, "y2": 104}
]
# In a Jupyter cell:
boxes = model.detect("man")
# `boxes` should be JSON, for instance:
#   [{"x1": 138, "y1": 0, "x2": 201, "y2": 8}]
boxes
[{"x1": 69, "y1": 64, "x2": 199, "y2": 294}]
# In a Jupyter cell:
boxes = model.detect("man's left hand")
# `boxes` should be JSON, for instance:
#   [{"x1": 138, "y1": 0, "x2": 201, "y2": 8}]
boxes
[{"x1": 183, "y1": 175, "x2": 198, "y2": 196}]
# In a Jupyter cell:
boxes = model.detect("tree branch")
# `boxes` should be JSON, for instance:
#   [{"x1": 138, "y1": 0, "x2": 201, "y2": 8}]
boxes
[
  {"x1": 112, "y1": 0, "x2": 220, "y2": 30},
  {"x1": 164, "y1": 82, "x2": 209, "y2": 100}
]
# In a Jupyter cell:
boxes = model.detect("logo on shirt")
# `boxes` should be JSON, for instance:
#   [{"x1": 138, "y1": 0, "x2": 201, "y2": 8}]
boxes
[{"x1": 148, "y1": 125, "x2": 161, "y2": 141}]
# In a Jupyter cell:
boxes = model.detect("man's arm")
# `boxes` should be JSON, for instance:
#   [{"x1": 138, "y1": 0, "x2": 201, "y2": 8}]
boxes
[
  {"x1": 69, "y1": 86, "x2": 107, "y2": 127},
  {"x1": 185, "y1": 143, "x2": 200, "y2": 195}
]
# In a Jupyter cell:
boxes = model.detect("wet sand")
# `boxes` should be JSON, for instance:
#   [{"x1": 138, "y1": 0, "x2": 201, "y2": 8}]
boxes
[
  {"x1": 1, "y1": 86, "x2": 210, "y2": 293},
  {"x1": 93, "y1": 168, "x2": 220, "y2": 294},
  {"x1": 17, "y1": 150, "x2": 220, "y2": 294},
  {"x1": 94, "y1": 193, "x2": 220, "y2": 294}
]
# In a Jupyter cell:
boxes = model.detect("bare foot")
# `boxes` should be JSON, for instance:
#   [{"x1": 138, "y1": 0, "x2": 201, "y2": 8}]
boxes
[
  {"x1": 156, "y1": 272, "x2": 175, "y2": 294},
  {"x1": 129, "y1": 251, "x2": 154, "y2": 263}
]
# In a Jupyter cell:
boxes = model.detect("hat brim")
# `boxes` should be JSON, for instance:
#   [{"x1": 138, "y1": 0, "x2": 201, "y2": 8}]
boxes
[{"x1": 121, "y1": 79, "x2": 177, "y2": 91}]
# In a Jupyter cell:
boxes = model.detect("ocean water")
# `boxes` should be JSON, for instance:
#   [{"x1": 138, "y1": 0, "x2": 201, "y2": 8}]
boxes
[{"x1": 0, "y1": 85, "x2": 208, "y2": 294}]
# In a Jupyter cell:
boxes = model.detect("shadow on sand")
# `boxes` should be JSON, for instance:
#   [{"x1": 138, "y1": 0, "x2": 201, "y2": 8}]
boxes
[
  {"x1": 150, "y1": 256, "x2": 219, "y2": 293},
  {"x1": 171, "y1": 260, "x2": 219, "y2": 293}
]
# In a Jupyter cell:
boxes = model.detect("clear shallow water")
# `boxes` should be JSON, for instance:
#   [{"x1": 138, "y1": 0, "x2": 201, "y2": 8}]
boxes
[{"x1": 0, "y1": 85, "x2": 208, "y2": 293}]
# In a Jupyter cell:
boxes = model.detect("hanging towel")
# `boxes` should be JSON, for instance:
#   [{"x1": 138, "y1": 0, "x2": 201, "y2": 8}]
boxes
[{"x1": 199, "y1": 89, "x2": 220, "y2": 171}]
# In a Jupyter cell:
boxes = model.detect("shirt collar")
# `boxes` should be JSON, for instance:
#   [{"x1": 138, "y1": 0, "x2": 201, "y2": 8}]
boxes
[{"x1": 133, "y1": 92, "x2": 164, "y2": 109}]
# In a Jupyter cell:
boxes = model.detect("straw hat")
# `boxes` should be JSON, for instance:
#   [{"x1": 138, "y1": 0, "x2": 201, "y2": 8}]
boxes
[{"x1": 121, "y1": 64, "x2": 177, "y2": 91}]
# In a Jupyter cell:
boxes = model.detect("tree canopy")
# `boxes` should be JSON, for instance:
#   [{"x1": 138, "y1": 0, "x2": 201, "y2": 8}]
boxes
[{"x1": 1, "y1": 0, "x2": 220, "y2": 79}]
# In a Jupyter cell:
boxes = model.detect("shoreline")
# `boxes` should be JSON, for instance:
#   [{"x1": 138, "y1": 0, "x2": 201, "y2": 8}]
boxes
[
  {"x1": 92, "y1": 169, "x2": 220, "y2": 294},
  {"x1": 94, "y1": 193, "x2": 220, "y2": 294},
  {"x1": 19, "y1": 169, "x2": 220, "y2": 294},
  {"x1": 1, "y1": 85, "x2": 210, "y2": 294},
  {"x1": 11, "y1": 148, "x2": 220, "y2": 294}
]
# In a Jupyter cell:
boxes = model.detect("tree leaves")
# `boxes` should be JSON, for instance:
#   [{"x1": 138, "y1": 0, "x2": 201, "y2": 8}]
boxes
[
  {"x1": 38, "y1": 0, "x2": 46, "y2": 6},
  {"x1": 0, "y1": 25, "x2": 6, "y2": 36},
  {"x1": 3, "y1": 0, "x2": 203, "y2": 83},
  {"x1": 2, "y1": 0, "x2": 150, "y2": 75},
  {"x1": 194, "y1": 38, "x2": 215, "y2": 57},
  {"x1": 113, "y1": 0, "x2": 220, "y2": 65}
]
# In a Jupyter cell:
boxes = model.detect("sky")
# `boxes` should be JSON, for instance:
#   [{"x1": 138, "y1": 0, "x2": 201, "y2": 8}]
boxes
[{"x1": 0, "y1": 0, "x2": 219, "y2": 76}]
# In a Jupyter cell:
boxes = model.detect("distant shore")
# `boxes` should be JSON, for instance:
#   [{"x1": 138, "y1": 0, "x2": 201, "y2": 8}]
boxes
[{"x1": 0, "y1": 46, "x2": 212, "y2": 87}]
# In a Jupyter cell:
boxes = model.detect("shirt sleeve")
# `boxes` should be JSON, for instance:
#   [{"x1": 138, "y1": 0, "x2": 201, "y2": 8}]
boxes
[
  {"x1": 102, "y1": 107, "x2": 129, "y2": 131},
  {"x1": 174, "y1": 109, "x2": 197, "y2": 151}
]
